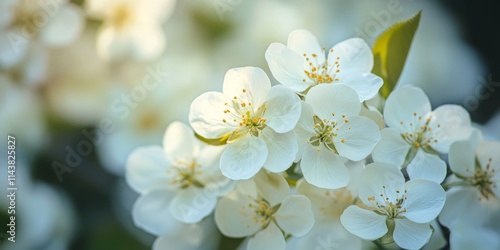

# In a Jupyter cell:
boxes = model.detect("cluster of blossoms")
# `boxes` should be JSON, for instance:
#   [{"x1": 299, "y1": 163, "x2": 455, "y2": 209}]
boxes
[{"x1": 126, "y1": 29, "x2": 499, "y2": 249}]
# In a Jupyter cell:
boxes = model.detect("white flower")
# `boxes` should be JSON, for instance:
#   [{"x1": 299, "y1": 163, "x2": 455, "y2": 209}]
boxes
[
  {"x1": 189, "y1": 67, "x2": 302, "y2": 180},
  {"x1": 448, "y1": 221, "x2": 500, "y2": 250},
  {"x1": 0, "y1": 0, "x2": 84, "y2": 85},
  {"x1": 372, "y1": 86, "x2": 472, "y2": 183},
  {"x1": 295, "y1": 84, "x2": 380, "y2": 189},
  {"x1": 340, "y1": 162, "x2": 446, "y2": 250},
  {"x1": 214, "y1": 171, "x2": 314, "y2": 250},
  {"x1": 265, "y1": 29, "x2": 382, "y2": 101},
  {"x1": 126, "y1": 121, "x2": 233, "y2": 236},
  {"x1": 439, "y1": 130, "x2": 500, "y2": 228},
  {"x1": 86, "y1": 0, "x2": 176, "y2": 61}
]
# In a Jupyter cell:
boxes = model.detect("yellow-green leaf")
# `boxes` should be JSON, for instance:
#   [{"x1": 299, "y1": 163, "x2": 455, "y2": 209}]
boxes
[
  {"x1": 373, "y1": 11, "x2": 422, "y2": 99},
  {"x1": 194, "y1": 132, "x2": 229, "y2": 146}
]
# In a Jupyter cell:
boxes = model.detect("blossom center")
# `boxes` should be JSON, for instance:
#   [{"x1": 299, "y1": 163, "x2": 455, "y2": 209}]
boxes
[
  {"x1": 464, "y1": 157, "x2": 497, "y2": 199},
  {"x1": 302, "y1": 49, "x2": 341, "y2": 85},
  {"x1": 400, "y1": 113, "x2": 440, "y2": 152},
  {"x1": 167, "y1": 160, "x2": 204, "y2": 189},
  {"x1": 369, "y1": 186, "x2": 408, "y2": 219},
  {"x1": 109, "y1": 4, "x2": 134, "y2": 29},
  {"x1": 247, "y1": 198, "x2": 278, "y2": 227},
  {"x1": 309, "y1": 113, "x2": 349, "y2": 152},
  {"x1": 222, "y1": 89, "x2": 267, "y2": 140}
]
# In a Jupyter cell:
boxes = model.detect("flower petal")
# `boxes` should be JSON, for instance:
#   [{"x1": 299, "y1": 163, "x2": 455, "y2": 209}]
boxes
[
  {"x1": 393, "y1": 219, "x2": 432, "y2": 250},
  {"x1": 247, "y1": 222, "x2": 286, "y2": 250},
  {"x1": 275, "y1": 195, "x2": 315, "y2": 237},
  {"x1": 263, "y1": 85, "x2": 301, "y2": 133},
  {"x1": 40, "y1": 4, "x2": 84, "y2": 47},
  {"x1": 261, "y1": 129, "x2": 297, "y2": 173},
  {"x1": 306, "y1": 84, "x2": 361, "y2": 119},
  {"x1": 265, "y1": 43, "x2": 312, "y2": 92},
  {"x1": 222, "y1": 67, "x2": 271, "y2": 108},
  {"x1": 334, "y1": 115, "x2": 380, "y2": 161},
  {"x1": 384, "y1": 86, "x2": 432, "y2": 131},
  {"x1": 214, "y1": 187, "x2": 261, "y2": 237},
  {"x1": 126, "y1": 146, "x2": 171, "y2": 194},
  {"x1": 340, "y1": 205, "x2": 388, "y2": 240},
  {"x1": 329, "y1": 38, "x2": 373, "y2": 74},
  {"x1": 163, "y1": 121, "x2": 199, "y2": 163},
  {"x1": 359, "y1": 162, "x2": 405, "y2": 207},
  {"x1": 287, "y1": 29, "x2": 324, "y2": 62},
  {"x1": 128, "y1": 24, "x2": 166, "y2": 61},
  {"x1": 253, "y1": 171, "x2": 290, "y2": 206},
  {"x1": 169, "y1": 187, "x2": 217, "y2": 223},
  {"x1": 294, "y1": 102, "x2": 316, "y2": 161},
  {"x1": 220, "y1": 135, "x2": 267, "y2": 180},
  {"x1": 429, "y1": 105, "x2": 472, "y2": 153},
  {"x1": 189, "y1": 91, "x2": 234, "y2": 139},
  {"x1": 449, "y1": 221, "x2": 500, "y2": 250},
  {"x1": 372, "y1": 128, "x2": 411, "y2": 169},
  {"x1": 300, "y1": 147, "x2": 349, "y2": 189},
  {"x1": 449, "y1": 140, "x2": 475, "y2": 177},
  {"x1": 406, "y1": 150, "x2": 447, "y2": 183},
  {"x1": 402, "y1": 179, "x2": 446, "y2": 223},
  {"x1": 132, "y1": 189, "x2": 181, "y2": 236},
  {"x1": 335, "y1": 73, "x2": 382, "y2": 102},
  {"x1": 438, "y1": 187, "x2": 486, "y2": 228}
]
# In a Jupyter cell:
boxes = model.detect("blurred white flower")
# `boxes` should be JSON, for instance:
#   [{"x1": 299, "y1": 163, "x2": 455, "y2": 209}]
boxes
[
  {"x1": 214, "y1": 171, "x2": 314, "y2": 250},
  {"x1": 189, "y1": 67, "x2": 301, "y2": 180},
  {"x1": 372, "y1": 86, "x2": 472, "y2": 183},
  {"x1": 449, "y1": 221, "x2": 500, "y2": 250},
  {"x1": 0, "y1": 0, "x2": 84, "y2": 85},
  {"x1": 86, "y1": 0, "x2": 176, "y2": 61},
  {"x1": 295, "y1": 84, "x2": 380, "y2": 189},
  {"x1": 439, "y1": 130, "x2": 500, "y2": 228},
  {"x1": 127, "y1": 121, "x2": 233, "y2": 235},
  {"x1": 266, "y1": 29, "x2": 382, "y2": 101},
  {"x1": 340, "y1": 162, "x2": 446, "y2": 250}
]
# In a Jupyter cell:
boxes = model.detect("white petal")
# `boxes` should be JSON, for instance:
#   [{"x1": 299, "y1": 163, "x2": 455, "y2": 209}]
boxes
[
  {"x1": 294, "y1": 102, "x2": 316, "y2": 161},
  {"x1": 329, "y1": 38, "x2": 373, "y2": 74},
  {"x1": 306, "y1": 84, "x2": 361, "y2": 119},
  {"x1": 359, "y1": 162, "x2": 405, "y2": 207},
  {"x1": 163, "y1": 121, "x2": 199, "y2": 162},
  {"x1": 429, "y1": 105, "x2": 472, "y2": 153},
  {"x1": 153, "y1": 218, "x2": 219, "y2": 250},
  {"x1": 261, "y1": 129, "x2": 297, "y2": 173},
  {"x1": 340, "y1": 205, "x2": 388, "y2": 240},
  {"x1": 132, "y1": 190, "x2": 181, "y2": 236},
  {"x1": 214, "y1": 188, "x2": 261, "y2": 237},
  {"x1": 129, "y1": 24, "x2": 166, "y2": 61},
  {"x1": 265, "y1": 43, "x2": 312, "y2": 92},
  {"x1": 253, "y1": 171, "x2": 290, "y2": 206},
  {"x1": 372, "y1": 128, "x2": 411, "y2": 169},
  {"x1": 422, "y1": 220, "x2": 447, "y2": 250},
  {"x1": 40, "y1": 4, "x2": 84, "y2": 47},
  {"x1": 95, "y1": 25, "x2": 130, "y2": 61},
  {"x1": 402, "y1": 179, "x2": 446, "y2": 223},
  {"x1": 248, "y1": 222, "x2": 286, "y2": 250},
  {"x1": 393, "y1": 219, "x2": 432, "y2": 250},
  {"x1": 189, "y1": 91, "x2": 234, "y2": 139},
  {"x1": 300, "y1": 147, "x2": 349, "y2": 189},
  {"x1": 287, "y1": 29, "x2": 324, "y2": 62},
  {"x1": 449, "y1": 140, "x2": 475, "y2": 177},
  {"x1": 384, "y1": 86, "x2": 432, "y2": 131},
  {"x1": 334, "y1": 115, "x2": 380, "y2": 161},
  {"x1": 222, "y1": 67, "x2": 271, "y2": 108},
  {"x1": 126, "y1": 146, "x2": 171, "y2": 194},
  {"x1": 335, "y1": 73, "x2": 383, "y2": 102},
  {"x1": 275, "y1": 195, "x2": 314, "y2": 236},
  {"x1": 263, "y1": 85, "x2": 301, "y2": 133},
  {"x1": 406, "y1": 150, "x2": 447, "y2": 183},
  {"x1": 169, "y1": 187, "x2": 217, "y2": 223},
  {"x1": 220, "y1": 135, "x2": 267, "y2": 180},
  {"x1": 449, "y1": 222, "x2": 500, "y2": 250},
  {"x1": 438, "y1": 187, "x2": 485, "y2": 228}
]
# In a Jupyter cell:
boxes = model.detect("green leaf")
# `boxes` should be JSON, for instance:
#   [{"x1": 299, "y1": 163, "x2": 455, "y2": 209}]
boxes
[
  {"x1": 373, "y1": 10, "x2": 422, "y2": 99},
  {"x1": 194, "y1": 132, "x2": 229, "y2": 146}
]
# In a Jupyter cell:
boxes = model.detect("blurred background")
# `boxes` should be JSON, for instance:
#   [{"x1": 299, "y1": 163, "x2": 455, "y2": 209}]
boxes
[{"x1": 0, "y1": 0, "x2": 499, "y2": 249}]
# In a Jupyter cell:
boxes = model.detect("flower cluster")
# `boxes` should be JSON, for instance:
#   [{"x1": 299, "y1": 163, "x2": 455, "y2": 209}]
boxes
[{"x1": 126, "y1": 29, "x2": 498, "y2": 249}]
